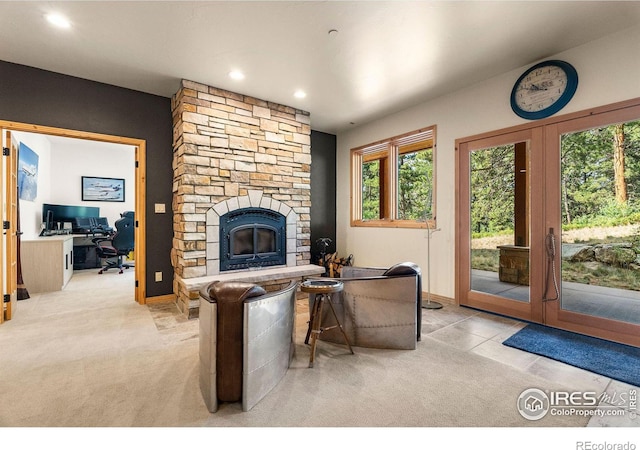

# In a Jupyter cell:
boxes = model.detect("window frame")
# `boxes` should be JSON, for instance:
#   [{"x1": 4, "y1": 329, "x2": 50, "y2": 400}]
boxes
[{"x1": 351, "y1": 125, "x2": 437, "y2": 229}]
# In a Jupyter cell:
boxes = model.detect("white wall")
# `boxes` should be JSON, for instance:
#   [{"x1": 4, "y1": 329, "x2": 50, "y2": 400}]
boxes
[
  {"x1": 49, "y1": 138, "x2": 135, "y2": 230},
  {"x1": 336, "y1": 25, "x2": 640, "y2": 299},
  {"x1": 13, "y1": 132, "x2": 135, "y2": 240}
]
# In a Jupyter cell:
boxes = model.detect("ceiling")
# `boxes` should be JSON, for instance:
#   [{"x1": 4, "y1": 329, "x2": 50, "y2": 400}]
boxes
[{"x1": 2, "y1": 1, "x2": 640, "y2": 134}]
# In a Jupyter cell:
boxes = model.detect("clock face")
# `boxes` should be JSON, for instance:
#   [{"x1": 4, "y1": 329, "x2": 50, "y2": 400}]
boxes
[{"x1": 510, "y1": 60, "x2": 578, "y2": 120}]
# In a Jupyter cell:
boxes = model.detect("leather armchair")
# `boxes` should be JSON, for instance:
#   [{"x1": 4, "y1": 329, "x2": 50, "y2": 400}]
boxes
[
  {"x1": 308, "y1": 262, "x2": 422, "y2": 350},
  {"x1": 199, "y1": 280, "x2": 297, "y2": 412}
]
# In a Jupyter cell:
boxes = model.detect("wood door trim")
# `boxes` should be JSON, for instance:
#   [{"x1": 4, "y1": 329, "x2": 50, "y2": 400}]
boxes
[
  {"x1": 0, "y1": 120, "x2": 147, "y2": 305},
  {"x1": 4, "y1": 131, "x2": 18, "y2": 319}
]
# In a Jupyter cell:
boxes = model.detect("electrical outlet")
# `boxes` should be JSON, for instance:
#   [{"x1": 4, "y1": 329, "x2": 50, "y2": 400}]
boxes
[{"x1": 155, "y1": 271, "x2": 162, "y2": 282}]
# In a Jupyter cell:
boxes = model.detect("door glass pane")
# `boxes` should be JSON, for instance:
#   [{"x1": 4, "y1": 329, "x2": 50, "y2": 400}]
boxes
[
  {"x1": 470, "y1": 144, "x2": 530, "y2": 302},
  {"x1": 560, "y1": 120, "x2": 640, "y2": 324}
]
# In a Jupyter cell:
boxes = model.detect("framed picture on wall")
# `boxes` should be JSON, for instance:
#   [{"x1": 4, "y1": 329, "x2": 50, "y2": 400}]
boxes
[{"x1": 82, "y1": 176, "x2": 125, "y2": 202}]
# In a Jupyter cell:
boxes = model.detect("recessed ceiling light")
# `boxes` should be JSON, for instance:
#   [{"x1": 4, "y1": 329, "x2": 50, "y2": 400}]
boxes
[
  {"x1": 229, "y1": 70, "x2": 245, "y2": 80},
  {"x1": 294, "y1": 90, "x2": 307, "y2": 99},
  {"x1": 46, "y1": 13, "x2": 71, "y2": 29}
]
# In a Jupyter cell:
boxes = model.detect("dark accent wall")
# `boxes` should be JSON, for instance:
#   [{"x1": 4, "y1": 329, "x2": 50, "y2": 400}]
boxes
[
  {"x1": 0, "y1": 60, "x2": 174, "y2": 297},
  {"x1": 310, "y1": 130, "x2": 337, "y2": 265}
]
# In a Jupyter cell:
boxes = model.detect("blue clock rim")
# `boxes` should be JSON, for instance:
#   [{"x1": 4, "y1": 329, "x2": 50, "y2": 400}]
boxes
[{"x1": 510, "y1": 60, "x2": 579, "y2": 120}]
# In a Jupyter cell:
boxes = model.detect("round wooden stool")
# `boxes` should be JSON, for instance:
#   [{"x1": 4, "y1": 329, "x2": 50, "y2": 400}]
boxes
[{"x1": 301, "y1": 279, "x2": 354, "y2": 368}]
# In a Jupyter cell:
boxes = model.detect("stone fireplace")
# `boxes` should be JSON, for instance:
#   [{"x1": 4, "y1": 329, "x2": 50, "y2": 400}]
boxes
[{"x1": 171, "y1": 80, "x2": 322, "y2": 317}]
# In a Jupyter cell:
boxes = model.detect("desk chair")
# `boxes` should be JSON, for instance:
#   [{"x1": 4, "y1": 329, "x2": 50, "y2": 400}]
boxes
[
  {"x1": 73, "y1": 217, "x2": 113, "y2": 235},
  {"x1": 92, "y1": 211, "x2": 134, "y2": 274}
]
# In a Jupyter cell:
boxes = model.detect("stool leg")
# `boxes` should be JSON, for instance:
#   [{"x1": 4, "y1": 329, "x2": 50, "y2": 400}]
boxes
[
  {"x1": 325, "y1": 294, "x2": 354, "y2": 355},
  {"x1": 308, "y1": 295, "x2": 325, "y2": 368},
  {"x1": 305, "y1": 293, "x2": 320, "y2": 345}
]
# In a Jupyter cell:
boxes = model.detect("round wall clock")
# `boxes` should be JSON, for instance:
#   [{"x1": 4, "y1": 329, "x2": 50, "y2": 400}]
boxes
[{"x1": 510, "y1": 60, "x2": 578, "y2": 120}]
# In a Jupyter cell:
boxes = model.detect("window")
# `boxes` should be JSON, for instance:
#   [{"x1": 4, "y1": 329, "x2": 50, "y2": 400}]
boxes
[{"x1": 351, "y1": 126, "x2": 436, "y2": 228}]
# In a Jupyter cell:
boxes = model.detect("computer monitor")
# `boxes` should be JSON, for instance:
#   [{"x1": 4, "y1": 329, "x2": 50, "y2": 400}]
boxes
[{"x1": 42, "y1": 203, "x2": 100, "y2": 230}]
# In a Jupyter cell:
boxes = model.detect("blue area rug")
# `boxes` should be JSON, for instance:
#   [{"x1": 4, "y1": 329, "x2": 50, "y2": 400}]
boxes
[{"x1": 502, "y1": 323, "x2": 640, "y2": 387}]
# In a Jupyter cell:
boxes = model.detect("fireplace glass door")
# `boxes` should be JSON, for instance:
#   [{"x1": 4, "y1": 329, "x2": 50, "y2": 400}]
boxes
[
  {"x1": 220, "y1": 207, "x2": 286, "y2": 271},
  {"x1": 231, "y1": 225, "x2": 277, "y2": 257}
]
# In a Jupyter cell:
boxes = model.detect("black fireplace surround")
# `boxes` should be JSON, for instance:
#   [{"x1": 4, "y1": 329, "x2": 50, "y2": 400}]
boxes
[{"x1": 219, "y1": 207, "x2": 287, "y2": 271}]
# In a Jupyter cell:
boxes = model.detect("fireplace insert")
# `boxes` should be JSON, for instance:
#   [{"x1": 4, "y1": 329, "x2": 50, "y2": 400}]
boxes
[{"x1": 219, "y1": 207, "x2": 287, "y2": 271}]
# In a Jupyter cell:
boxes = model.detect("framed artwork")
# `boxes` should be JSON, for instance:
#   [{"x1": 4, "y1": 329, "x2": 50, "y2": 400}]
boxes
[
  {"x1": 18, "y1": 142, "x2": 39, "y2": 201},
  {"x1": 82, "y1": 176, "x2": 125, "y2": 202}
]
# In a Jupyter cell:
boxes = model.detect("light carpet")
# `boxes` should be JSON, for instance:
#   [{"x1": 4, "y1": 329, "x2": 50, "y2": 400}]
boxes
[{"x1": 0, "y1": 270, "x2": 591, "y2": 428}]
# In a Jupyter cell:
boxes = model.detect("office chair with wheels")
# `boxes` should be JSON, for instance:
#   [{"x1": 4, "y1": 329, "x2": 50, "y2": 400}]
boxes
[{"x1": 92, "y1": 211, "x2": 135, "y2": 274}]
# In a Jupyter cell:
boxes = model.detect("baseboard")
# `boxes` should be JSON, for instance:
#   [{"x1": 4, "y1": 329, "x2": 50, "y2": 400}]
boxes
[
  {"x1": 421, "y1": 292, "x2": 456, "y2": 305},
  {"x1": 145, "y1": 294, "x2": 177, "y2": 304}
]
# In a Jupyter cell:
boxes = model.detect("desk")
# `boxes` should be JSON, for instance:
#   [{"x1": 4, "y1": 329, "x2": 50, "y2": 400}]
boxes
[
  {"x1": 21, "y1": 235, "x2": 74, "y2": 293},
  {"x1": 72, "y1": 236, "x2": 101, "y2": 270}
]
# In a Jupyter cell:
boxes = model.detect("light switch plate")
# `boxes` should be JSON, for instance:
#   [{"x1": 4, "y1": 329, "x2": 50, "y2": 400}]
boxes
[{"x1": 154, "y1": 203, "x2": 166, "y2": 213}]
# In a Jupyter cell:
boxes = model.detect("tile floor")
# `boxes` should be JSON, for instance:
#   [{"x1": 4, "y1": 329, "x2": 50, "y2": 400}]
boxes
[{"x1": 420, "y1": 300, "x2": 639, "y2": 427}]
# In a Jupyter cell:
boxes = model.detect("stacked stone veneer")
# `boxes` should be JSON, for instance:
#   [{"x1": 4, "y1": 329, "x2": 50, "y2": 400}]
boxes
[{"x1": 171, "y1": 79, "x2": 312, "y2": 317}]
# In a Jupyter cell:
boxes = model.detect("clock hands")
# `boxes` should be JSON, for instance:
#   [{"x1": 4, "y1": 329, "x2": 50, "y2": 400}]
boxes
[{"x1": 520, "y1": 83, "x2": 548, "y2": 92}]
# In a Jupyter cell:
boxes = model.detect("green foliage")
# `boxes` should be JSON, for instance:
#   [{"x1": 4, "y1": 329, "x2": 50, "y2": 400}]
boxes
[
  {"x1": 470, "y1": 145, "x2": 515, "y2": 234},
  {"x1": 469, "y1": 120, "x2": 640, "y2": 234},
  {"x1": 362, "y1": 160, "x2": 380, "y2": 220},
  {"x1": 471, "y1": 249, "x2": 500, "y2": 271},
  {"x1": 565, "y1": 199, "x2": 640, "y2": 229},
  {"x1": 471, "y1": 229, "x2": 513, "y2": 240},
  {"x1": 397, "y1": 149, "x2": 433, "y2": 220},
  {"x1": 561, "y1": 120, "x2": 640, "y2": 225},
  {"x1": 561, "y1": 260, "x2": 640, "y2": 291}
]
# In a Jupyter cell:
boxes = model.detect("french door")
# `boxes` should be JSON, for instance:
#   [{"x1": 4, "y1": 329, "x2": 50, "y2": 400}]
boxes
[
  {"x1": 457, "y1": 128, "x2": 546, "y2": 323},
  {"x1": 457, "y1": 99, "x2": 640, "y2": 347},
  {"x1": 543, "y1": 104, "x2": 640, "y2": 346}
]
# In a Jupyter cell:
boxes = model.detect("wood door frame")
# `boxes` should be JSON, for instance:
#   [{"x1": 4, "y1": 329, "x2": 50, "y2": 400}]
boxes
[
  {"x1": 3, "y1": 130, "x2": 18, "y2": 320},
  {"x1": 0, "y1": 121, "x2": 147, "y2": 305},
  {"x1": 0, "y1": 129, "x2": 3, "y2": 323}
]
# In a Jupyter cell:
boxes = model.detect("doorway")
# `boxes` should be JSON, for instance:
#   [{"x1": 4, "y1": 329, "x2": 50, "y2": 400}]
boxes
[
  {"x1": 456, "y1": 99, "x2": 640, "y2": 347},
  {"x1": 2, "y1": 121, "x2": 147, "y2": 318}
]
